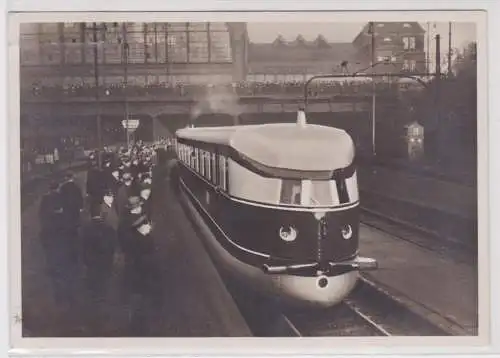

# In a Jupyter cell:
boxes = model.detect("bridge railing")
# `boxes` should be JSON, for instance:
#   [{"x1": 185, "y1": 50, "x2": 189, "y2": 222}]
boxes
[{"x1": 22, "y1": 80, "x2": 410, "y2": 102}]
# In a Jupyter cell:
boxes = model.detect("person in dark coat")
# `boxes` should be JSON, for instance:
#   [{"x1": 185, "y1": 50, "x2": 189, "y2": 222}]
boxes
[
  {"x1": 86, "y1": 163, "x2": 107, "y2": 214},
  {"x1": 100, "y1": 189, "x2": 119, "y2": 232},
  {"x1": 59, "y1": 172, "x2": 83, "y2": 242},
  {"x1": 80, "y1": 205, "x2": 118, "y2": 333},
  {"x1": 39, "y1": 181, "x2": 76, "y2": 307},
  {"x1": 114, "y1": 171, "x2": 138, "y2": 220},
  {"x1": 120, "y1": 196, "x2": 163, "y2": 335},
  {"x1": 138, "y1": 173, "x2": 153, "y2": 219}
]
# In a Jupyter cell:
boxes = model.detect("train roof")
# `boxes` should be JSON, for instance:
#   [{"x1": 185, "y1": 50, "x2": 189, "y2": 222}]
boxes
[{"x1": 175, "y1": 121, "x2": 355, "y2": 172}]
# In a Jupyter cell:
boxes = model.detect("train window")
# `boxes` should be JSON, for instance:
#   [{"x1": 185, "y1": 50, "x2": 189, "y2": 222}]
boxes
[
  {"x1": 211, "y1": 153, "x2": 217, "y2": 184},
  {"x1": 206, "y1": 152, "x2": 211, "y2": 181},
  {"x1": 310, "y1": 180, "x2": 334, "y2": 206},
  {"x1": 219, "y1": 155, "x2": 227, "y2": 191},
  {"x1": 280, "y1": 179, "x2": 302, "y2": 205},
  {"x1": 200, "y1": 150, "x2": 205, "y2": 176},
  {"x1": 195, "y1": 148, "x2": 200, "y2": 172}
]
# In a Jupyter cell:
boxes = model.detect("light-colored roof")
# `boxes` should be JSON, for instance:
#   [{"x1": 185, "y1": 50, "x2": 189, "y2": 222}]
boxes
[{"x1": 176, "y1": 122, "x2": 355, "y2": 171}]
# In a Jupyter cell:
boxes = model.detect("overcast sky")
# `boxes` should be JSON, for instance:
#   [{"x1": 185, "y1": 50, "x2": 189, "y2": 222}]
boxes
[{"x1": 246, "y1": 22, "x2": 477, "y2": 52}]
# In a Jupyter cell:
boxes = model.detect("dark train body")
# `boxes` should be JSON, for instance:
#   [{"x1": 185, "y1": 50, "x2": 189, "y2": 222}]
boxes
[{"x1": 173, "y1": 111, "x2": 377, "y2": 307}]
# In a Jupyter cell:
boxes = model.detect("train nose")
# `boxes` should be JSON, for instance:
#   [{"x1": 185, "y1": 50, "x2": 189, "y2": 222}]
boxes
[{"x1": 316, "y1": 275, "x2": 329, "y2": 289}]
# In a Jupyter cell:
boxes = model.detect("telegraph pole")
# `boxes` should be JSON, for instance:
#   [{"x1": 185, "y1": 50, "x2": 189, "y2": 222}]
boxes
[
  {"x1": 93, "y1": 22, "x2": 103, "y2": 169},
  {"x1": 370, "y1": 21, "x2": 376, "y2": 156},
  {"x1": 448, "y1": 22, "x2": 452, "y2": 76},
  {"x1": 435, "y1": 34, "x2": 442, "y2": 163},
  {"x1": 426, "y1": 22, "x2": 430, "y2": 75},
  {"x1": 122, "y1": 23, "x2": 130, "y2": 148}
]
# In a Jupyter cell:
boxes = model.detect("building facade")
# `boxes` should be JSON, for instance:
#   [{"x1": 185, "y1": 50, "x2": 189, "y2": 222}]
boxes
[
  {"x1": 20, "y1": 22, "x2": 248, "y2": 91},
  {"x1": 246, "y1": 22, "x2": 427, "y2": 81},
  {"x1": 352, "y1": 22, "x2": 426, "y2": 74}
]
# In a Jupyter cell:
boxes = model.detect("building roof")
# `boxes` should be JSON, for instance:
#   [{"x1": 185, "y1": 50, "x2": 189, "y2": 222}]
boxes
[
  {"x1": 353, "y1": 22, "x2": 426, "y2": 44},
  {"x1": 248, "y1": 40, "x2": 361, "y2": 63}
]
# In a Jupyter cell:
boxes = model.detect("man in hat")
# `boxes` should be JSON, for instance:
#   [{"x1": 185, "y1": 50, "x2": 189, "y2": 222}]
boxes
[
  {"x1": 114, "y1": 171, "x2": 137, "y2": 219},
  {"x1": 101, "y1": 189, "x2": 119, "y2": 232},
  {"x1": 39, "y1": 180, "x2": 76, "y2": 307},
  {"x1": 86, "y1": 161, "x2": 107, "y2": 215},
  {"x1": 138, "y1": 173, "x2": 153, "y2": 219},
  {"x1": 59, "y1": 172, "x2": 84, "y2": 245},
  {"x1": 120, "y1": 196, "x2": 163, "y2": 335}
]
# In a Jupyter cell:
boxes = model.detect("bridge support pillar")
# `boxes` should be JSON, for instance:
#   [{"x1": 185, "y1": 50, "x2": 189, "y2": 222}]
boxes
[
  {"x1": 227, "y1": 22, "x2": 248, "y2": 82},
  {"x1": 152, "y1": 116, "x2": 173, "y2": 142}
]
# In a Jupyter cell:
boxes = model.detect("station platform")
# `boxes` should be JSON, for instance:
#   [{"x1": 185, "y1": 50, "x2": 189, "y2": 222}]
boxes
[
  {"x1": 359, "y1": 223, "x2": 478, "y2": 336},
  {"x1": 357, "y1": 165, "x2": 476, "y2": 221},
  {"x1": 21, "y1": 170, "x2": 252, "y2": 337}
]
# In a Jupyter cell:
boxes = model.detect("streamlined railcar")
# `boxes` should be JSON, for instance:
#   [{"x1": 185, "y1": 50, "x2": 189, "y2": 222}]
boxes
[{"x1": 173, "y1": 111, "x2": 377, "y2": 307}]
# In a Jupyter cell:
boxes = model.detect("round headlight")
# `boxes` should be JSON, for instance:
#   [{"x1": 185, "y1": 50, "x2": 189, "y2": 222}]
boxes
[
  {"x1": 341, "y1": 224, "x2": 353, "y2": 240},
  {"x1": 279, "y1": 226, "x2": 298, "y2": 242}
]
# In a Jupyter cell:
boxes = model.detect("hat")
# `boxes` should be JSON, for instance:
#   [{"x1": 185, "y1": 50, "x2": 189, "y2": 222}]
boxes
[
  {"x1": 63, "y1": 171, "x2": 74, "y2": 180},
  {"x1": 126, "y1": 195, "x2": 142, "y2": 209},
  {"x1": 122, "y1": 172, "x2": 132, "y2": 181}
]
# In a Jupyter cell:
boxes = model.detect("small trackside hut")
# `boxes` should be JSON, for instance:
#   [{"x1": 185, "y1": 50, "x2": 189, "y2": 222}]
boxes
[{"x1": 173, "y1": 110, "x2": 377, "y2": 307}]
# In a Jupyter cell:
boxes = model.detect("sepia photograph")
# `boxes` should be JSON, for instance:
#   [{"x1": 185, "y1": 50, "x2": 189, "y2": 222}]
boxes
[{"x1": 6, "y1": 9, "x2": 489, "y2": 353}]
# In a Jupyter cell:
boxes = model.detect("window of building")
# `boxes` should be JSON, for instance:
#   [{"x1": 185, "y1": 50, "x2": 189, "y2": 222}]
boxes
[
  {"x1": 403, "y1": 23, "x2": 412, "y2": 28},
  {"x1": 188, "y1": 22, "x2": 208, "y2": 31},
  {"x1": 167, "y1": 32, "x2": 188, "y2": 62},
  {"x1": 188, "y1": 31, "x2": 209, "y2": 63},
  {"x1": 403, "y1": 59, "x2": 410, "y2": 71},
  {"x1": 167, "y1": 23, "x2": 188, "y2": 31},
  {"x1": 20, "y1": 34, "x2": 40, "y2": 65},
  {"x1": 403, "y1": 36, "x2": 416, "y2": 50},
  {"x1": 145, "y1": 30, "x2": 157, "y2": 63},
  {"x1": 376, "y1": 23, "x2": 384, "y2": 27},
  {"x1": 409, "y1": 59, "x2": 416, "y2": 72},
  {"x1": 209, "y1": 30, "x2": 232, "y2": 62},
  {"x1": 383, "y1": 37, "x2": 391, "y2": 42}
]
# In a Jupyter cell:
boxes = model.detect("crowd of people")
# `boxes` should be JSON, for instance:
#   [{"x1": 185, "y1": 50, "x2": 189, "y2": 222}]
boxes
[
  {"x1": 24, "y1": 78, "x2": 403, "y2": 100},
  {"x1": 38, "y1": 140, "x2": 173, "y2": 335}
]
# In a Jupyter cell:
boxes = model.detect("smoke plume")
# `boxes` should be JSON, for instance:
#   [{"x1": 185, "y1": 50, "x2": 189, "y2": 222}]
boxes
[{"x1": 189, "y1": 82, "x2": 243, "y2": 126}]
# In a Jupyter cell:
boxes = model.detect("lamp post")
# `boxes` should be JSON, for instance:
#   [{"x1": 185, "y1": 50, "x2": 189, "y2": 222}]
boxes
[
  {"x1": 370, "y1": 21, "x2": 376, "y2": 156},
  {"x1": 92, "y1": 22, "x2": 105, "y2": 169},
  {"x1": 122, "y1": 23, "x2": 130, "y2": 148},
  {"x1": 122, "y1": 119, "x2": 140, "y2": 146}
]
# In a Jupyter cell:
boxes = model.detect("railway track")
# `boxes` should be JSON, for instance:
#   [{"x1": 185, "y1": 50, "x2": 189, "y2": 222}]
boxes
[
  {"x1": 360, "y1": 205, "x2": 476, "y2": 266},
  {"x1": 223, "y1": 272, "x2": 451, "y2": 337},
  {"x1": 359, "y1": 190, "x2": 477, "y2": 254},
  {"x1": 280, "y1": 278, "x2": 449, "y2": 337}
]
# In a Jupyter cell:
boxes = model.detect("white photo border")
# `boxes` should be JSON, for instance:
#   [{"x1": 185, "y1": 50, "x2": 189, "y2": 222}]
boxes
[{"x1": 2, "y1": 1, "x2": 499, "y2": 356}]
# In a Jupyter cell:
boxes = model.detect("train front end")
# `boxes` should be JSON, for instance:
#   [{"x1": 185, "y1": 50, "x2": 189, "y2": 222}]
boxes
[{"x1": 248, "y1": 111, "x2": 377, "y2": 307}]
